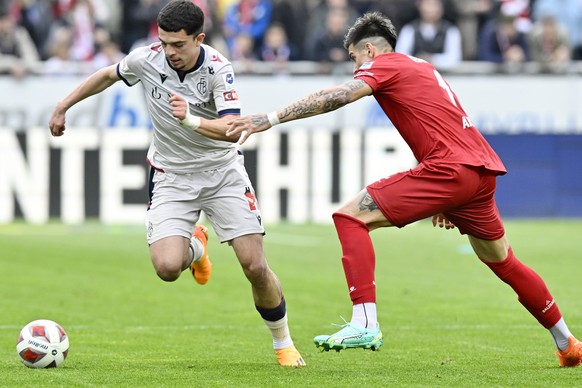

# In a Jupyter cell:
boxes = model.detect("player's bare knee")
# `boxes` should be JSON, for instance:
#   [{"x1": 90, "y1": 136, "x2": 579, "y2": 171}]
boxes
[
  {"x1": 241, "y1": 260, "x2": 270, "y2": 285},
  {"x1": 151, "y1": 256, "x2": 181, "y2": 282},
  {"x1": 155, "y1": 267, "x2": 180, "y2": 282}
]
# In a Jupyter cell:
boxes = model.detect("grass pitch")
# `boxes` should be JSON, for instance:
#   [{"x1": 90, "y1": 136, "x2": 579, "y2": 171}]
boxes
[{"x1": 1, "y1": 220, "x2": 581, "y2": 387}]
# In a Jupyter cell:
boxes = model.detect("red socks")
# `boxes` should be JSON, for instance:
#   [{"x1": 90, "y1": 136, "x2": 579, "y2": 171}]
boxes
[
  {"x1": 332, "y1": 213, "x2": 376, "y2": 304},
  {"x1": 482, "y1": 247, "x2": 562, "y2": 329},
  {"x1": 333, "y1": 211, "x2": 561, "y2": 330}
]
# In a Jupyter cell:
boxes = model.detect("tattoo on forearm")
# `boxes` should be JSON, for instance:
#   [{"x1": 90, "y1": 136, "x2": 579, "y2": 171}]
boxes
[
  {"x1": 279, "y1": 80, "x2": 367, "y2": 122},
  {"x1": 358, "y1": 193, "x2": 379, "y2": 212},
  {"x1": 252, "y1": 115, "x2": 268, "y2": 127},
  {"x1": 346, "y1": 79, "x2": 367, "y2": 92}
]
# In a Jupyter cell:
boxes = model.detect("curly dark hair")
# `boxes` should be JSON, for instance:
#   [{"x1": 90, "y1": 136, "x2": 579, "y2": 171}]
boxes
[
  {"x1": 343, "y1": 12, "x2": 398, "y2": 51},
  {"x1": 157, "y1": 0, "x2": 204, "y2": 36}
]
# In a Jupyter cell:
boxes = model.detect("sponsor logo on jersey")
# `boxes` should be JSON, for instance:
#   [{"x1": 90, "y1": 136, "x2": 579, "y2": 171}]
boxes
[
  {"x1": 210, "y1": 54, "x2": 223, "y2": 62},
  {"x1": 223, "y1": 90, "x2": 239, "y2": 101},
  {"x1": 160, "y1": 73, "x2": 168, "y2": 83},
  {"x1": 224, "y1": 73, "x2": 234, "y2": 84},
  {"x1": 151, "y1": 44, "x2": 163, "y2": 53}
]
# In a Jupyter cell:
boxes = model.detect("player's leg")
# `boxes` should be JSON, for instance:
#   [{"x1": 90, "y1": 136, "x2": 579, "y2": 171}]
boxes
[
  {"x1": 202, "y1": 157, "x2": 304, "y2": 366},
  {"x1": 312, "y1": 189, "x2": 387, "y2": 351},
  {"x1": 445, "y1": 171, "x2": 581, "y2": 367},
  {"x1": 230, "y1": 234, "x2": 305, "y2": 367},
  {"x1": 469, "y1": 234, "x2": 582, "y2": 367},
  {"x1": 315, "y1": 164, "x2": 473, "y2": 351},
  {"x1": 146, "y1": 168, "x2": 209, "y2": 283},
  {"x1": 148, "y1": 226, "x2": 210, "y2": 283},
  {"x1": 149, "y1": 236, "x2": 191, "y2": 281}
]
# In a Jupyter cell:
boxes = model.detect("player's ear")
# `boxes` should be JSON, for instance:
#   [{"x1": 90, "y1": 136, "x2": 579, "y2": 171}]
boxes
[
  {"x1": 365, "y1": 42, "x2": 373, "y2": 57},
  {"x1": 195, "y1": 32, "x2": 206, "y2": 44}
]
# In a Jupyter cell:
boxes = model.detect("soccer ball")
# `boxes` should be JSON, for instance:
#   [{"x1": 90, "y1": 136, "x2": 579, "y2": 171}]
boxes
[{"x1": 16, "y1": 319, "x2": 69, "y2": 368}]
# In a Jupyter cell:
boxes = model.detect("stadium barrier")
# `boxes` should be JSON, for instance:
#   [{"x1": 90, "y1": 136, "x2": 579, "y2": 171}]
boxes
[{"x1": 1, "y1": 74, "x2": 581, "y2": 224}]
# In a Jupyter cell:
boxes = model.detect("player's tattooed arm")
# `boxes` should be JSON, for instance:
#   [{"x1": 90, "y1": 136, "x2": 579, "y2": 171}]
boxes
[
  {"x1": 279, "y1": 79, "x2": 372, "y2": 122},
  {"x1": 225, "y1": 79, "x2": 372, "y2": 144},
  {"x1": 358, "y1": 192, "x2": 379, "y2": 212},
  {"x1": 250, "y1": 114, "x2": 269, "y2": 127}
]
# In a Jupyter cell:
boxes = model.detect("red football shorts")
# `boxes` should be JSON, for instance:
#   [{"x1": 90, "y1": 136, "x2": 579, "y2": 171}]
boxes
[{"x1": 366, "y1": 162, "x2": 505, "y2": 241}]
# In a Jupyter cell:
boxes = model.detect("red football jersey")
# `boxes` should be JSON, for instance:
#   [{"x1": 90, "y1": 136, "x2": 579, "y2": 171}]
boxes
[{"x1": 354, "y1": 52, "x2": 506, "y2": 175}]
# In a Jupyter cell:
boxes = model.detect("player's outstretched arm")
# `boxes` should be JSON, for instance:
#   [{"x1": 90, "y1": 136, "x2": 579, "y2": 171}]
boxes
[
  {"x1": 49, "y1": 65, "x2": 120, "y2": 137},
  {"x1": 226, "y1": 79, "x2": 373, "y2": 144}
]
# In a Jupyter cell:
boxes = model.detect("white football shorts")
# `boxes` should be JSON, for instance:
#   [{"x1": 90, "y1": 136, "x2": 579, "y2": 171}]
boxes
[{"x1": 145, "y1": 154, "x2": 264, "y2": 244}]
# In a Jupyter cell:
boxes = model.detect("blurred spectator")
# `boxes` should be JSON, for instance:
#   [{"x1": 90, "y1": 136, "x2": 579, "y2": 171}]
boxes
[
  {"x1": 270, "y1": 0, "x2": 309, "y2": 59},
  {"x1": 64, "y1": 0, "x2": 98, "y2": 61},
  {"x1": 395, "y1": 0, "x2": 459, "y2": 32},
  {"x1": 499, "y1": 0, "x2": 532, "y2": 33},
  {"x1": 91, "y1": 25, "x2": 124, "y2": 70},
  {"x1": 528, "y1": 14, "x2": 571, "y2": 72},
  {"x1": 396, "y1": 0, "x2": 462, "y2": 71},
  {"x1": 191, "y1": 0, "x2": 227, "y2": 51},
  {"x1": 42, "y1": 24, "x2": 91, "y2": 75},
  {"x1": 90, "y1": 0, "x2": 122, "y2": 47},
  {"x1": 533, "y1": 0, "x2": 582, "y2": 61},
  {"x1": 362, "y1": 0, "x2": 413, "y2": 32},
  {"x1": 121, "y1": 0, "x2": 169, "y2": 53},
  {"x1": 306, "y1": 6, "x2": 350, "y2": 64},
  {"x1": 223, "y1": 0, "x2": 272, "y2": 56},
  {"x1": 305, "y1": 0, "x2": 358, "y2": 44},
  {"x1": 10, "y1": 0, "x2": 57, "y2": 58},
  {"x1": 478, "y1": 8, "x2": 530, "y2": 66},
  {"x1": 0, "y1": 7, "x2": 40, "y2": 77},
  {"x1": 260, "y1": 23, "x2": 297, "y2": 62},
  {"x1": 452, "y1": 0, "x2": 496, "y2": 60},
  {"x1": 229, "y1": 32, "x2": 257, "y2": 73}
]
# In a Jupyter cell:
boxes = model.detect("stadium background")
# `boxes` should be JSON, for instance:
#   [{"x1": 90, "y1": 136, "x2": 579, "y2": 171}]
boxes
[
  {"x1": 1, "y1": 72, "x2": 581, "y2": 224},
  {"x1": 1, "y1": 0, "x2": 582, "y2": 225}
]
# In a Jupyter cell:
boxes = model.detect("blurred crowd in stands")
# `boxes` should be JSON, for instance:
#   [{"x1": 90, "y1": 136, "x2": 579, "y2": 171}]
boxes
[{"x1": 1, "y1": 0, "x2": 582, "y2": 77}]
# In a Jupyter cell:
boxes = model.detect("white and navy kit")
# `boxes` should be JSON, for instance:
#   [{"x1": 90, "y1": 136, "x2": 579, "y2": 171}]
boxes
[{"x1": 117, "y1": 43, "x2": 264, "y2": 243}]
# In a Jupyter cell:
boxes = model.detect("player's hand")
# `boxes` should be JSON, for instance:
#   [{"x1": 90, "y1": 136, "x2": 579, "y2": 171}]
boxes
[
  {"x1": 169, "y1": 93, "x2": 188, "y2": 121},
  {"x1": 432, "y1": 213, "x2": 455, "y2": 230},
  {"x1": 49, "y1": 107, "x2": 67, "y2": 137},
  {"x1": 226, "y1": 113, "x2": 271, "y2": 145}
]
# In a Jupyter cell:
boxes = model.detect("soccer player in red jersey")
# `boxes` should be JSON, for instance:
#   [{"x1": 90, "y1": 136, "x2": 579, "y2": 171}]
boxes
[{"x1": 226, "y1": 12, "x2": 582, "y2": 366}]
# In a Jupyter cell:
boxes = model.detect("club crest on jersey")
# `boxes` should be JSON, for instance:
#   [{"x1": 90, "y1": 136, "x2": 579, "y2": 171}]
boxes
[
  {"x1": 197, "y1": 79, "x2": 207, "y2": 94},
  {"x1": 244, "y1": 187, "x2": 257, "y2": 211},
  {"x1": 223, "y1": 90, "x2": 239, "y2": 101}
]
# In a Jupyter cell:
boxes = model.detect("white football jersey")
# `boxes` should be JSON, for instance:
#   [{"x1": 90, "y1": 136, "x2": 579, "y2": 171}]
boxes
[{"x1": 118, "y1": 43, "x2": 241, "y2": 173}]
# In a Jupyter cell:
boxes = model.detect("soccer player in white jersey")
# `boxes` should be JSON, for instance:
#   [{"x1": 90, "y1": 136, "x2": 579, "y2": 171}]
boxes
[{"x1": 48, "y1": 0, "x2": 305, "y2": 367}]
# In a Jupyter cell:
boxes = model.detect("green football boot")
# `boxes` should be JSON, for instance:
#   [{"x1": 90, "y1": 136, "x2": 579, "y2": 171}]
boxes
[{"x1": 314, "y1": 322, "x2": 383, "y2": 352}]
